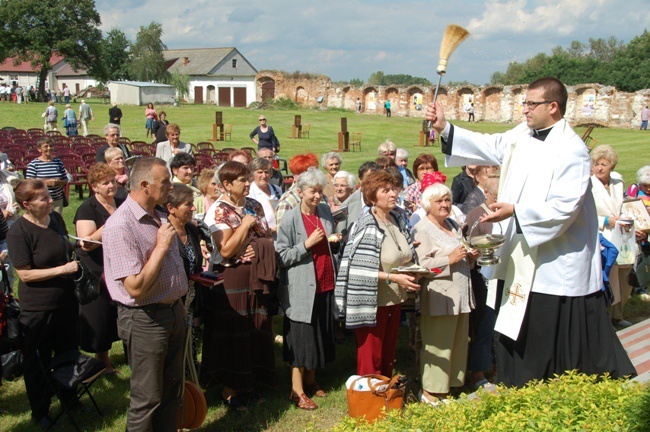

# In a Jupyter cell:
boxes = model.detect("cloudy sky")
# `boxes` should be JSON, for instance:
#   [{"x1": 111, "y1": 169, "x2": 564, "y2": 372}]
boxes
[{"x1": 96, "y1": 0, "x2": 649, "y2": 85}]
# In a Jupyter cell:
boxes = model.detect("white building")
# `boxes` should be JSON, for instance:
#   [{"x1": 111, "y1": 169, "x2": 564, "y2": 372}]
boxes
[
  {"x1": 164, "y1": 47, "x2": 257, "y2": 106},
  {"x1": 107, "y1": 81, "x2": 176, "y2": 106}
]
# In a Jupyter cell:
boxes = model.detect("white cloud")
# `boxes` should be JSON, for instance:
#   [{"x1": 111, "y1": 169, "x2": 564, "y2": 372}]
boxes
[{"x1": 95, "y1": 0, "x2": 650, "y2": 85}]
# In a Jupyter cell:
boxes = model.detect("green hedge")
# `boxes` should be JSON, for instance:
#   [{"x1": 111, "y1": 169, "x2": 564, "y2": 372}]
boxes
[{"x1": 333, "y1": 371, "x2": 646, "y2": 431}]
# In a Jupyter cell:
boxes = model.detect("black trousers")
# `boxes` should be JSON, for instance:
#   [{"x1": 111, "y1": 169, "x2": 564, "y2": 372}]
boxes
[{"x1": 20, "y1": 300, "x2": 79, "y2": 419}]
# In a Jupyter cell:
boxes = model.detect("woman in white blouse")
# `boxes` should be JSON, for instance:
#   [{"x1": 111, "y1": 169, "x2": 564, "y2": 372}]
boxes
[
  {"x1": 247, "y1": 158, "x2": 282, "y2": 234},
  {"x1": 590, "y1": 145, "x2": 633, "y2": 327}
]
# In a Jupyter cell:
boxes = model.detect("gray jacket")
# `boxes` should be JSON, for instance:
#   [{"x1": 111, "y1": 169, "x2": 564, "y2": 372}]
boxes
[{"x1": 276, "y1": 203, "x2": 337, "y2": 324}]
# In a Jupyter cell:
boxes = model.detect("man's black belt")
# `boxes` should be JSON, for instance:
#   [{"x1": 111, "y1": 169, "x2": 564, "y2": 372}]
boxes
[{"x1": 117, "y1": 299, "x2": 180, "y2": 311}]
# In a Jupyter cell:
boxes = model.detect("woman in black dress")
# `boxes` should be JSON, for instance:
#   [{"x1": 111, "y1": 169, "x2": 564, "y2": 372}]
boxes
[
  {"x1": 74, "y1": 163, "x2": 123, "y2": 373},
  {"x1": 7, "y1": 179, "x2": 79, "y2": 429},
  {"x1": 249, "y1": 115, "x2": 280, "y2": 152}
]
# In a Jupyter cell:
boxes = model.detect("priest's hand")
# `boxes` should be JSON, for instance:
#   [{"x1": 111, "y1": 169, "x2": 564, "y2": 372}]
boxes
[
  {"x1": 481, "y1": 202, "x2": 515, "y2": 223},
  {"x1": 425, "y1": 102, "x2": 447, "y2": 133}
]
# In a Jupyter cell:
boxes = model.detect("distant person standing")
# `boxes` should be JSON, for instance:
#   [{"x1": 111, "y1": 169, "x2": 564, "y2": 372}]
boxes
[
  {"x1": 250, "y1": 115, "x2": 280, "y2": 152},
  {"x1": 145, "y1": 103, "x2": 157, "y2": 138},
  {"x1": 43, "y1": 101, "x2": 58, "y2": 131},
  {"x1": 79, "y1": 100, "x2": 94, "y2": 137},
  {"x1": 468, "y1": 103, "x2": 475, "y2": 122},
  {"x1": 385, "y1": 100, "x2": 392, "y2": 117},
  {"x1": 152, "y1": 111, "x2": 169, "y2": 144},
  {"x1": 641, "y1": 106, "x2": 649, "y2": 130},
  {"x1": 63, "y1": 85, "x2": 71, "y2": 104},
  {"x1": 14, "y1": 85, "x2": 23, "y2": 104},
  {"x1": 63, "y1": 104, "x2": 78, "y2": 136},
  {"x1": 108, "y1": 102, "x2": 123, "y2": 134},
  {"x1": 356, "y1": 98, "x2": 362, "y2": 113}
]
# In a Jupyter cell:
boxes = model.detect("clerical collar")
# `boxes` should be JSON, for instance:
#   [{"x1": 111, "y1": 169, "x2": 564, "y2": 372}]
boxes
[{"x1": 532, "y1": 126, "x2": 553, "y2": 141}]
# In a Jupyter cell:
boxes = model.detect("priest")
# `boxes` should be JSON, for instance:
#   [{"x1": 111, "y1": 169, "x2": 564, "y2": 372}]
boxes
[{"x1": 425, "y1": 77, "x2": 635, "y2": 387}]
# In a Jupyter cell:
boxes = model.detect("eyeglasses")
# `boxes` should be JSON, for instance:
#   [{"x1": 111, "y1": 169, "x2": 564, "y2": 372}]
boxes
[
  {"x1": 259, "y1": 118, "x2": 266, "y2": 122},
  {"x1": 107, "y1": 133, "x2": 119, "y2": 137},
  {"x1": 522, "y1": 100, "x2": 552, "y2": 109}
]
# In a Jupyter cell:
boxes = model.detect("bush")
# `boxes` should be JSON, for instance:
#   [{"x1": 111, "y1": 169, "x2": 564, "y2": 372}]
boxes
[
  {"x1": 333, "y1": 371, "x2": 645, "y2": 431},
  {"x1": 247, "y1": 97, "x2": 299, "y2": 111}
]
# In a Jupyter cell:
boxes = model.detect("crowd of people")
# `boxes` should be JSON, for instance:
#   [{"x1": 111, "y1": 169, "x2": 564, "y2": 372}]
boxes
[{"x1": 0, "y1": 77, "x2": 648, "y2": 431}]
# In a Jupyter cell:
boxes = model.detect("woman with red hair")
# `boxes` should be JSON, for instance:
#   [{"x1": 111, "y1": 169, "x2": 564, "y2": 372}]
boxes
[{"x1": 275, "y1": 153, "x2": 320, "y2": 226}]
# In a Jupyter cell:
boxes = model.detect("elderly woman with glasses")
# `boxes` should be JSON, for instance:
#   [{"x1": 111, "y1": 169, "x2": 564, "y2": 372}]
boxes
[
  {"x1": 276, "y1": 167, "x2": 338, "y2": 410},
  {"x1": 104, "y1": 147, "x2": 129, "y2": 201},
  {"x1": 250, "y1": 115, "x2": 280, "y2": 153},
  {"x1": 25, "y1": 138, "x2": 68, "y2": 214},
  {"x1": 377, "y1": 140, "x2": 397, "y2": 160},
  {"x1": 248, "y1": 158, "x2": 282, "y2": 233}
]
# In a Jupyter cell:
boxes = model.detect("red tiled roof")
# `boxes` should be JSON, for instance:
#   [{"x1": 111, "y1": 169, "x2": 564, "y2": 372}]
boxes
[{"x1": 0, "y1": 53, "x2": 66, "y2": 73}]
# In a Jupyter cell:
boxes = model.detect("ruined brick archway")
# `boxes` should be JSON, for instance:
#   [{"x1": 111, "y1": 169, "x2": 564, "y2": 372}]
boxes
[
  {"x1": 482, "y1": 86, "x2": 503, "y2": 122},
  {"x1": 407, "y1": 86, "x2": 424, "y2": 117},
  {"x1": 295, "y1": 86, "x2": 308, "y2": 104},
  {"x1": 384, "y1": 87, "x2": 399, "y2": 114},
  {"x1": 364, "y1": 87, "x2": 379, "y2": 112},
  {"x1": 257, "y1": 76, "x2": 276, "y2": 102}
]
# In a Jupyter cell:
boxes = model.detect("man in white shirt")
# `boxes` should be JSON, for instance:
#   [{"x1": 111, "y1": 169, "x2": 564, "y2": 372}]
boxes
[{"x1": 426, "y1": 77, "x2": 635, "y2": 387}]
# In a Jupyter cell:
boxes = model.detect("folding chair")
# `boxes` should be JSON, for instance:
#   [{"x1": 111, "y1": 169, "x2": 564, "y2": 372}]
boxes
[{"x1": 37, "y1": 349, "x2": 106, "y2": 432}]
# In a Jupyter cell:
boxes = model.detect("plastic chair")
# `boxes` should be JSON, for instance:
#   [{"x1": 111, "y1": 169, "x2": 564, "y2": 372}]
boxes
[
  {"x1": 37, "y1": 350, "x2": 106, "y2": 432},
  {"x1": 240, "y1": 147, "x2": 257, "y2": 157},
  {"x1": 59, "y1": 154, "x2": 89, "y2": 199}
]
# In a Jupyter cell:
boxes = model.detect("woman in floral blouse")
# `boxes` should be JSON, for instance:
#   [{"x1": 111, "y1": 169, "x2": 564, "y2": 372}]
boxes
[{"x1": 199, "y1": 161, "x2": 277, "y2": 411}]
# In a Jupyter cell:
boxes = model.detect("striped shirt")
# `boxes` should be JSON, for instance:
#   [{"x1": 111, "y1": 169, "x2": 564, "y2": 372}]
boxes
[
  {"x1": 102, "y1": 195, "x2": 188, "y2": 306},
  {"x1": 25, "y1": 158, "x2": 67, "y2": 201}
]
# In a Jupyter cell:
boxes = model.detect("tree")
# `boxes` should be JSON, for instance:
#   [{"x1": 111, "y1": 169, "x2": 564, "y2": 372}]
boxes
[
  {"x1": 89, "y1": 28, "x2": 132, "y2": 83},
  {"x1": 0, "y1": 0, "x2": 102, "y2": 99},
  {"x1": 129, "y1": 22, "x2": 170, "y2": 82},
  {"x1": 166, "y1": 70, "x2": 190, "y2": 102}
]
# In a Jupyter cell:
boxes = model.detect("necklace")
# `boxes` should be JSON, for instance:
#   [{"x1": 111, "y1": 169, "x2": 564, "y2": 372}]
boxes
[
  {"x1": 302, "y1": 210, "x2": 321, "y2": 231},
  {"x1": 374, "y1": 209, "x2": 402, "y2": 252}
]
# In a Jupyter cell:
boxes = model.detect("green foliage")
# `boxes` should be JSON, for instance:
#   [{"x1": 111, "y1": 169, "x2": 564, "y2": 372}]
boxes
[
  {"x1": 333, "y1": 372, "x2": 645, "y2": 431},
  {"x1": 249, "y1": 96, "x2": 299, "y2": 110},
  {"x1": 368, "y1": 71, "x2": 432, "y2": 86},
  {"x1": 490, "y1": 32, "x2": 649, "y2": 91},
  {"x1": 349, "y1": 78, "x2": 365, "y2": 87},
  {"x1": 629, "y1": 382, "x2": 650, "y2": 431},
  {"x1": 0, "y1": 0, "x2": 102, "y2": 98},
  {"x1": 128, "y1": 22, "x2": 170, "y2": 83},
  {"x1": 88, "y1": 28, "x2": 131, "y2": 84},
  {"x1": 165, "y1": 70, "x2": 191, "y2": 101}
]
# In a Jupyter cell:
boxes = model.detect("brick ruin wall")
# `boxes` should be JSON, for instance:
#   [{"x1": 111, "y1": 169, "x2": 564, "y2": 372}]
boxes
[{"x1": 256, "y1": 71, "x2": 650, "y2": 129}]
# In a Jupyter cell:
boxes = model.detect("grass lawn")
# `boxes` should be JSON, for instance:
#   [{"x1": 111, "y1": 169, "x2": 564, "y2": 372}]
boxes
[{"x1": 0, "y1": 100, "x2": 648, "y2": 431}]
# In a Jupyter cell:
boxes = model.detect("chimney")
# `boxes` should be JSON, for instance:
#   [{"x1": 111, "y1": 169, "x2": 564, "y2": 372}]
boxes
[{"x1": 182, "y1": 57, "x2": 189, "y2": 66}]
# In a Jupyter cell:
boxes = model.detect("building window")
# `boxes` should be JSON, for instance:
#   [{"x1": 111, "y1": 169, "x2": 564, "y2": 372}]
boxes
[{"x1": 232, "y1": 59, "x2": 237, "y2": 68}]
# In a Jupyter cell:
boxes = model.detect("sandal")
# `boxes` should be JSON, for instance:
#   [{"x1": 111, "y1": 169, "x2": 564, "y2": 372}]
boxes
[
  {"x1": 419, "y1": 390, "x2": 450, "y2": 407},
  {"x1": 471, "y1": 379, "x2": 497, "y2": 393},
  {"x1": 289, "y1": 391, "x2": 318, "y2": 410}
]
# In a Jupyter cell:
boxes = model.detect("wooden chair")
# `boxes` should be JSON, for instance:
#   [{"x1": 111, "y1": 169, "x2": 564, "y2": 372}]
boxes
[
  {"x1": 581, "y1": 126, "x2": 598, "y2": 151},
  {"x1": 350, "y1": 132, "x2": 362, "y2": 152},
  {"x1": 300, "y1": 124, "x2": 311, "y2": 139},
  {"x1": 220, "y1": 124, "x2": 232, "y2": 141}
]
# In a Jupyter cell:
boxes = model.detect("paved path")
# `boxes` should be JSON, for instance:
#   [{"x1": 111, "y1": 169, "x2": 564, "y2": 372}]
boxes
[{"x1": 618, "y1": 318, "x2": 650, "y2": 383}]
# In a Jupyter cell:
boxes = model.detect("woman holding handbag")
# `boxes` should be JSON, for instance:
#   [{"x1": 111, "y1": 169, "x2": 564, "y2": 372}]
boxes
[
  {"x1": 74, "y1": 163, "x2": 123, "y2": 374},
  {"x1": 7, "y1": 179, "x2": 79, "y2": 429}
]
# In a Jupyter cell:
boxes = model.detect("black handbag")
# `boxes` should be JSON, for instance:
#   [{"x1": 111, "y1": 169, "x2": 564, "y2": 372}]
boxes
[
  {"x1": 1, "y1": 350, "x2": 23, "y2": 380},
  {"x1": 72, "y1": 259, "x2": 100, "y2": 305},
  {"x1": 0, "y1": 265, "x2": 20, "y2": 343},
  {"x1": 50, "y1": 214, "x2": 100, "y2": 305}
]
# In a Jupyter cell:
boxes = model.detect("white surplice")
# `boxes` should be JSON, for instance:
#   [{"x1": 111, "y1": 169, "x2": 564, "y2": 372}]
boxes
[{"x1": 444, "y1": 119, "x2": 603, "y2": 340}]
